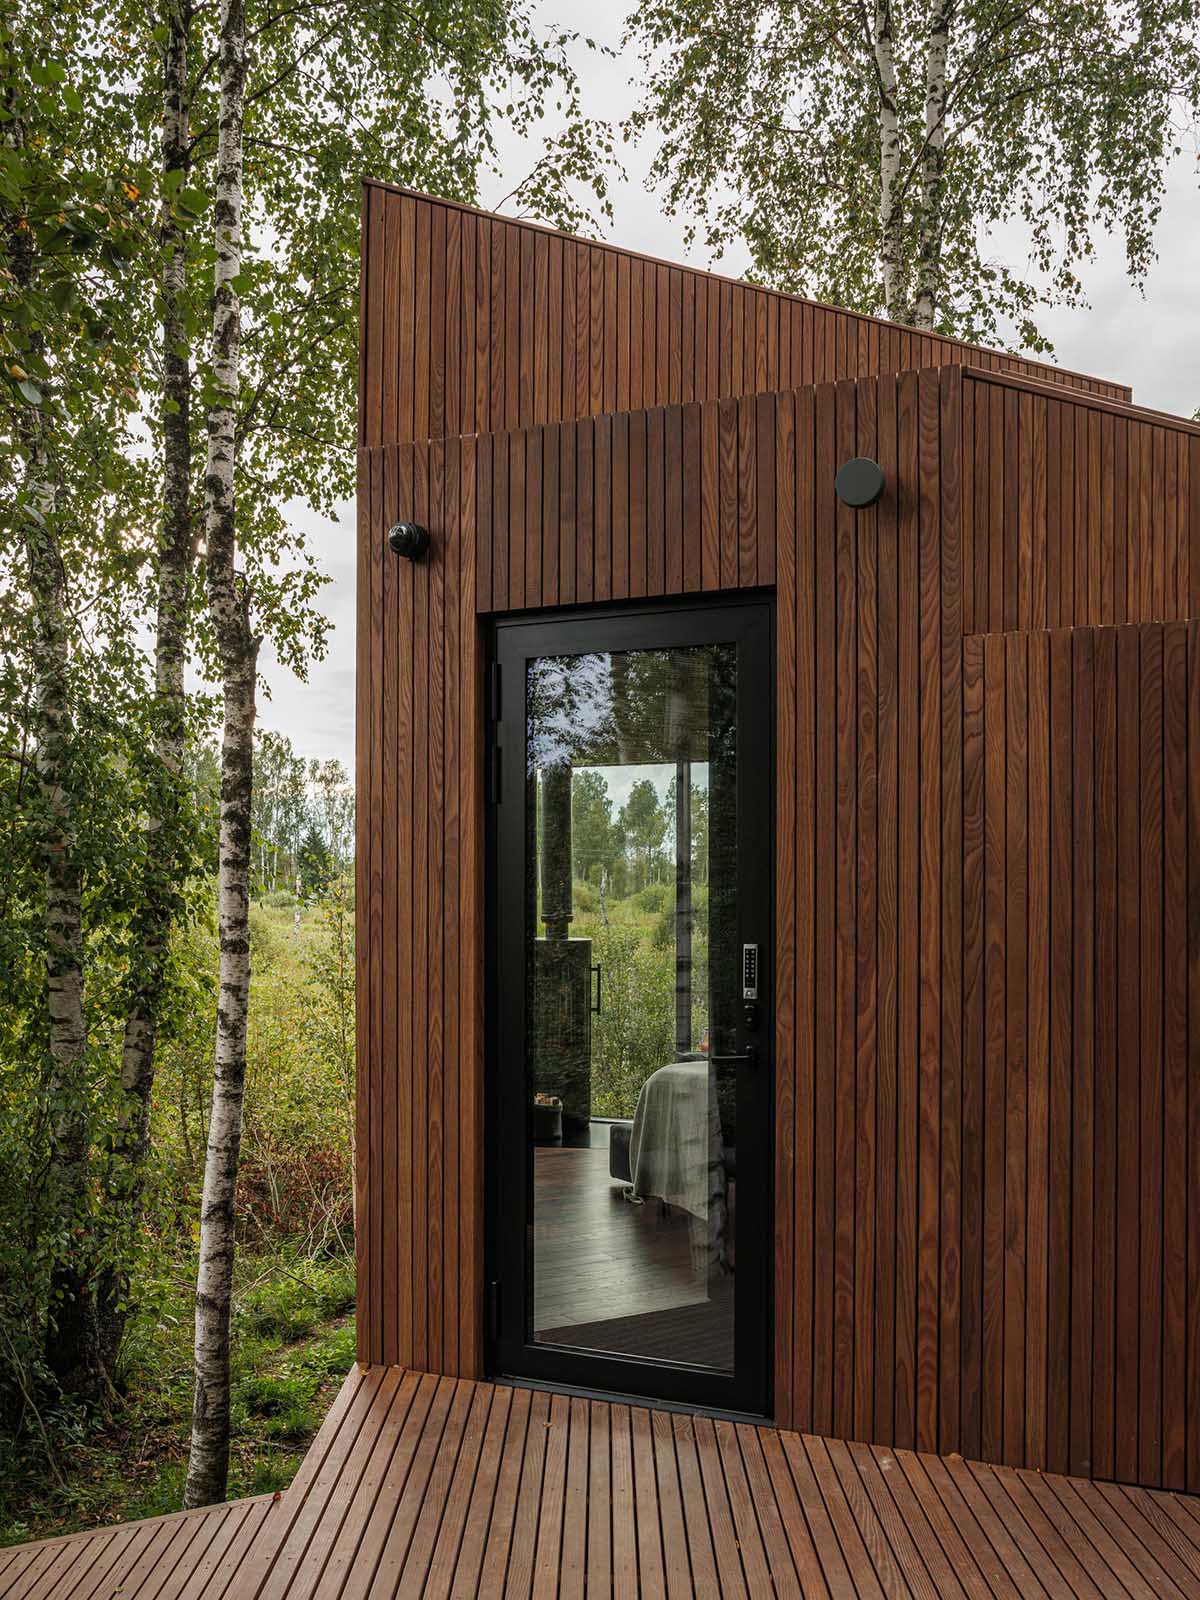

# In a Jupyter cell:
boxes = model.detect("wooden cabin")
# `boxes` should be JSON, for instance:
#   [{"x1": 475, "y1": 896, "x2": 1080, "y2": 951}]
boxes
[
  {"x1": 355, "y1": 183, "x2": 1200, "y2": 1498},
  {"x1": 8, "y1": 185, "x2": 1200, "y2": 1600}
]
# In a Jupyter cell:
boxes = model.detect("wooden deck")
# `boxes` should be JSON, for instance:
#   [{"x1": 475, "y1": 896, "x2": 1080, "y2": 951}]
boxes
[
  {"x1": 0, "y1": 1494, "x2": 280, "y2": 1600},
  {"x1": 4, "y1": 1366, "x2": 1200, "y2": 1597}
]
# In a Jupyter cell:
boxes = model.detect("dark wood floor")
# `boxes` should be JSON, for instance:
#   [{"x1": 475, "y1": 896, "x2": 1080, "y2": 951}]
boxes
[
  {"x1": 533, "y1": 1130, "x2": 732, "y2": 1368},
  {"x1": 8, "y1": 1364, "x2": 1199, "y2": 1597}
]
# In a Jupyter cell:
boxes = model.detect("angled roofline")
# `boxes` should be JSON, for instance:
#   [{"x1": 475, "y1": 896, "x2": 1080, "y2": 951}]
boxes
[{"x1": 362, "y1": 178, "x2": 1132, "y2": 405}]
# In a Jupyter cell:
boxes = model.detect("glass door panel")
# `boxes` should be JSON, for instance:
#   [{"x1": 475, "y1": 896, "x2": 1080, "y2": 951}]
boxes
[{"x1": 492, "y1": 601, "x2": 771, "y2": 1414}]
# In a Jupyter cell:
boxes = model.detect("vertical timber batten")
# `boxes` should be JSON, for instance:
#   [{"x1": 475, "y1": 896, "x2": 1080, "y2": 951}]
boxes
[
  {"x1": 359, "y1": 187, "x2": 1200, "y2": 1492},
  {"x1": 360, "y1": 183, "x2": 1131, "y2": 455}
]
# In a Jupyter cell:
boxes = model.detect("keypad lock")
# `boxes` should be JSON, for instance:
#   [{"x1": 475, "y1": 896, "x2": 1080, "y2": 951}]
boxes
[
  {"x1": 742, "y1": 943, "x2": 759, "y2": 1000},
  {"x1": 742, "y1": 943, "x2": 760, "y2": 1032}
]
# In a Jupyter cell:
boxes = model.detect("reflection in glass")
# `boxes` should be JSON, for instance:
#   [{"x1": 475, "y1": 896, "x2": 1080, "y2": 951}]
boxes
[{"x1": 525, "y1": 645, "x2": 738, "y2": 1372}]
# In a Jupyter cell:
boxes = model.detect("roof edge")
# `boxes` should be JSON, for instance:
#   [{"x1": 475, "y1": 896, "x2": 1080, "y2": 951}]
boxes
[{"x1": 361, "y1": 178, "x2": 1133, "y2": 404}]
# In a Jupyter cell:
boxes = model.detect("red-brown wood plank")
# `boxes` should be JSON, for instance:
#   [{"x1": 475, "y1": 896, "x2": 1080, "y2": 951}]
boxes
[
  {"x1": 938, "y1": 368, "x2": 964, "y2": 1460},
  {"x1": 1091, "y1": 628, "x2": 1117, "y2": 1482},
  {"x1": 1138, "y1": 624, "x2": 1164, "y2": 1488},
  {"x1": 11, "y1": 1371, "x2": 1200, "y2": 1598},
  {"x1": 832, "y1": 379, "x2": 858, "y2": 1442},
  {"x1": 981, "y1": 630, "x2": 1007, "y2": 1469},
  {"x1": 853, "y1": 374, "x2": 879, "y2": 1449},
  {"x1": 793, "y1": 383, "x2": 817, "y2": 1435},
  {"x1": 873, "y1": 374, "x2": 900, "y2": 1453},
  {"x1": 354, "y1": 332, "x2": 1200, "y2": 1500},
  {"x1": 1115, "y1": 624, "x2": 1142, "y2": 1486},
  {"x1": 916, "y1": 366, "x2": 942, "y2": 1456},
  {"x1": 1046, "y1": 628, "x2": 1074, "y2": 1477},
  {"x1": 960, "y1": 634, "x2": 986, "y2": 1466},
  {"x1": 812, "y1": 380, "x2": 837, "y2": 1438},
  {"x1": 1003, "y1": 631, "x2": 1028, "y2": 1469},
  {"x1": 407, "y1": 447, "x2": 429, "y2": 1370},
  {"x1": 894, "y1": 370, "x2": 921, "y2": 1453}
]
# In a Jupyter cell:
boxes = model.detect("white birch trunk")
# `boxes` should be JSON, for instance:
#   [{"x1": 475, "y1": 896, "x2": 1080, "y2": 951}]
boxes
[
  {"x1": 913, "y1": 0, "x2": 953, "y2": 329},
  {"x1": 873, "y1": 0, "x2": 906, "y2": 322},
  {"x1": 184, "y1": 0, "x2": 257, "y2": 1510},
  {"x1": 8, "y1": 108, "x2": 98, "y2": 1395},
  {"x1": 27, "y1": 475, "x2": 98, "y2": 1391},
  {"x1": 114, "y1": 0, "x2": 193, "y2": 1206}
]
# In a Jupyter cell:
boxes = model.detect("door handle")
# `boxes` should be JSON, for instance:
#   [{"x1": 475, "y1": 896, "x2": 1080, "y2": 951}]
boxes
[{"x1": 709, "y1": 1044, "x2": 759, "y2": 1068}]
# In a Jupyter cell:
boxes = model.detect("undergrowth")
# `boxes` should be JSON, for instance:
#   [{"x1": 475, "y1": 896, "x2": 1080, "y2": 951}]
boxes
[{"x1": 0, "y1": 1245, "x2": 355, "y2": 1547}]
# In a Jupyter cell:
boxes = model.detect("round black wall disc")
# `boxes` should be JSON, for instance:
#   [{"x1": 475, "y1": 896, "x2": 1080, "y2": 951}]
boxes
[{"x1": 834, "y1": 457, "x2": 885, "y2": 508}]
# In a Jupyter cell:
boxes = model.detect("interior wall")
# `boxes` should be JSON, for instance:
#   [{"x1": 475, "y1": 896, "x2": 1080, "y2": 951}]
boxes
[{"x1": 357, "y1": 365, "x2": 1200, "y2": 1492}]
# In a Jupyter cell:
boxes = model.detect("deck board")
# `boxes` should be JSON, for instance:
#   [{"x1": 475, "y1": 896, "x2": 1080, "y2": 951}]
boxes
[
  {"x1": 0, "y1": 1496, "x2": 279, "y2": 1600},
  {"x1": 4, "y1": 1367, "x2": 1199, "y2": 1597}
]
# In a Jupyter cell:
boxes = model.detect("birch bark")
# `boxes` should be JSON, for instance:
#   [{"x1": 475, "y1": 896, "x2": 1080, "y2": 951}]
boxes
[
  {"x1": 184, "y1": 0, "x2": 258, "y2": 1509},
  {"x1": 27, "y1": 465, "x2": 99, "y2": 1396},
  {"x1": 873, "y1": 0, "x2": 905, "y2": 322},
  {"x1": 913, "y1": 0, "x2": 953, "y2": 328},
  {"x1": 7, "y1": 107, "x2": 99, "y2": 1397},
  {"x1": 110, "y1": 0, "x2": 194, "y2": 1248}
]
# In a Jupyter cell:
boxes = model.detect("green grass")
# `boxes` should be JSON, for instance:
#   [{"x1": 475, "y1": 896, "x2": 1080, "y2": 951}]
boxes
[
  {"x1": 0, "y1": 1246, "x2": 356, "y2": 1549},
  {"x1": 0, "y1": 892, "x2": 357, "y2": 1550}
]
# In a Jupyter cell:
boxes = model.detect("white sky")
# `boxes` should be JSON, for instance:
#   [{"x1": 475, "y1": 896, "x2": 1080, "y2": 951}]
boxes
[{"x1": 261, "y1": 8, "x2": 1200, "y2": 772}]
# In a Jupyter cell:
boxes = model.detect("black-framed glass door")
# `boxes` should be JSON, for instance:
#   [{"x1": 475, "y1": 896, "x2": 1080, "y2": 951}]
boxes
[{"x1": 489, "y1": 598, "x2": 773, "y2": 1415}]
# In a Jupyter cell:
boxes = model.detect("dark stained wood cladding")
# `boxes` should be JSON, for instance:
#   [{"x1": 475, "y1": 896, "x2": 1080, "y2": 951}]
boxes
[
  {"x1": 964, "y1": 621, "x2": 1200, "y2": 1492},
  {"x1": 357, "y1": 363, "x2": 1200, "y2": 1492},
  {"x1": 963, "y1": 369, "x2": 1200, "y2": 633},
  {"x1": 359, "y1": 184, "x2": 1131, "y2": 452},
  {"x1": 356, "y1": 437, "x2": 485, "y2": 1382}
]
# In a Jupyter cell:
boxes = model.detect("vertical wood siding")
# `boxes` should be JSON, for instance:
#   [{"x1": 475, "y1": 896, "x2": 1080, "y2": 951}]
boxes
[
  {"x1": 358, "y1": 353, "x2": 1200, "y2": 1488},
  {"x1": 963, "y1": 620, "x2": 1199, "y2": 1493},
  {"x1": 963, "y1": 369, "x2": 1200, "y2": 632},
  {"x1": 359, "y1": 185, "x2": 1131, "y2": 453}
]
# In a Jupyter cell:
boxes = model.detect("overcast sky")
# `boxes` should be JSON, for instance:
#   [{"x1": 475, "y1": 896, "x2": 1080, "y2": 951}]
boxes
[{"x1": 260, "y1": 12, "x2": 1200, "y2": 773}]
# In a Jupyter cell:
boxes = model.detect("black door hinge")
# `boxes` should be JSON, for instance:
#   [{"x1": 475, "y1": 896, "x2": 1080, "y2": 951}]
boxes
[{"x1": 488, "y1": 1279, "x2": 500, "y2": 1342}]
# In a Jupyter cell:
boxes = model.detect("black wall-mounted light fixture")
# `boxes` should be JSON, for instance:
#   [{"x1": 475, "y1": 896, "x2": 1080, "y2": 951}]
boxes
[
  {"x1": 834, "y1": 457, "x2": 886, "y2": 509},
  {"x1": 387, "y1": 521, "x2": 431, "y2": 561}
]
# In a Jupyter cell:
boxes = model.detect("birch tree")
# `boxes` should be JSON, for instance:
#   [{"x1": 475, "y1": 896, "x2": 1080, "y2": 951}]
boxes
[
  {"x1": 626, "y1": 0, "x2": 1200, "y2": 346},
  {"x1": 182, "y1": 0, "x2": 255, "y2": 1506},
  {"x1": 5, "y1": 0, "x2": 612, "y2": 1455},
  {"x1": 111, "y1": 0, "x2": 196, "y2": 1218},
  {"x1": 165, "y1": 0, "x2": 612, "y2": 1511},
  {"x1": 1, "y1": 11, "x2": 170, "y2": 1402}
]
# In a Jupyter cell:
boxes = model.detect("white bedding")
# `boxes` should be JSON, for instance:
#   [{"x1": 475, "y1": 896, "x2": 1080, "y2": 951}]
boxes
[{"x1": 625, "y1": 1059, "x2": 730, "y2": 1270}]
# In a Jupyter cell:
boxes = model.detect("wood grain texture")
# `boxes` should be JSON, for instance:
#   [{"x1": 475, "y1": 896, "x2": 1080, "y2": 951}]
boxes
[
  {"x1": 962, "y1": 368, "x2": 1200, "y2": 633},
  {"x1": 0, "y1": 1497, "x2": 282, "y2": 1600},
  {"x1": 358, "y1": 367, "x2": 1200, "y2": 1489},
  {"x1": 12, "y1": 1366, "x2": 1196, "y2": 1598},
  {"x1": 360, "y1": 185, "x2": 1130, "y2": 453},
  {"x1": 359, "y1": 203, "x2": 1200, "y2": 1495},
  {"x1": 965, "y1": 617, "x2": 1200, "y2": 1494}
]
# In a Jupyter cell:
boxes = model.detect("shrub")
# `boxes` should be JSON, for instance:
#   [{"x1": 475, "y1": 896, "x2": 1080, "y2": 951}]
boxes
[
  {"x1": 589, "y1": 924, "x2": 676, "y2": 1117},
  {"x1": 633, "y1": 883, "x2": 668, "y2": 915},
  {"x1": 571, "y1": 879, "x2": 599, "y2": 915},
  {"x1": 240, "y1": 1256, "x2": 355, "y2": 1342}
]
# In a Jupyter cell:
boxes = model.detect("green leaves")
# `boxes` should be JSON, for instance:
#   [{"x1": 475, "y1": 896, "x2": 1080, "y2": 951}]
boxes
[
  {"x1": 624, "y1": 0, "x2": 1200, "y2": 347},
  {"x1": 177, "y1": 187, "x2": 210, "y2": 219}
]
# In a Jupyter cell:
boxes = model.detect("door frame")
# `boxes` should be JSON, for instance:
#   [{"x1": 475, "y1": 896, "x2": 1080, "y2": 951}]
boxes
[{"x1": 486, "y1": 593, "x2": 775, "y2": 1416}]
